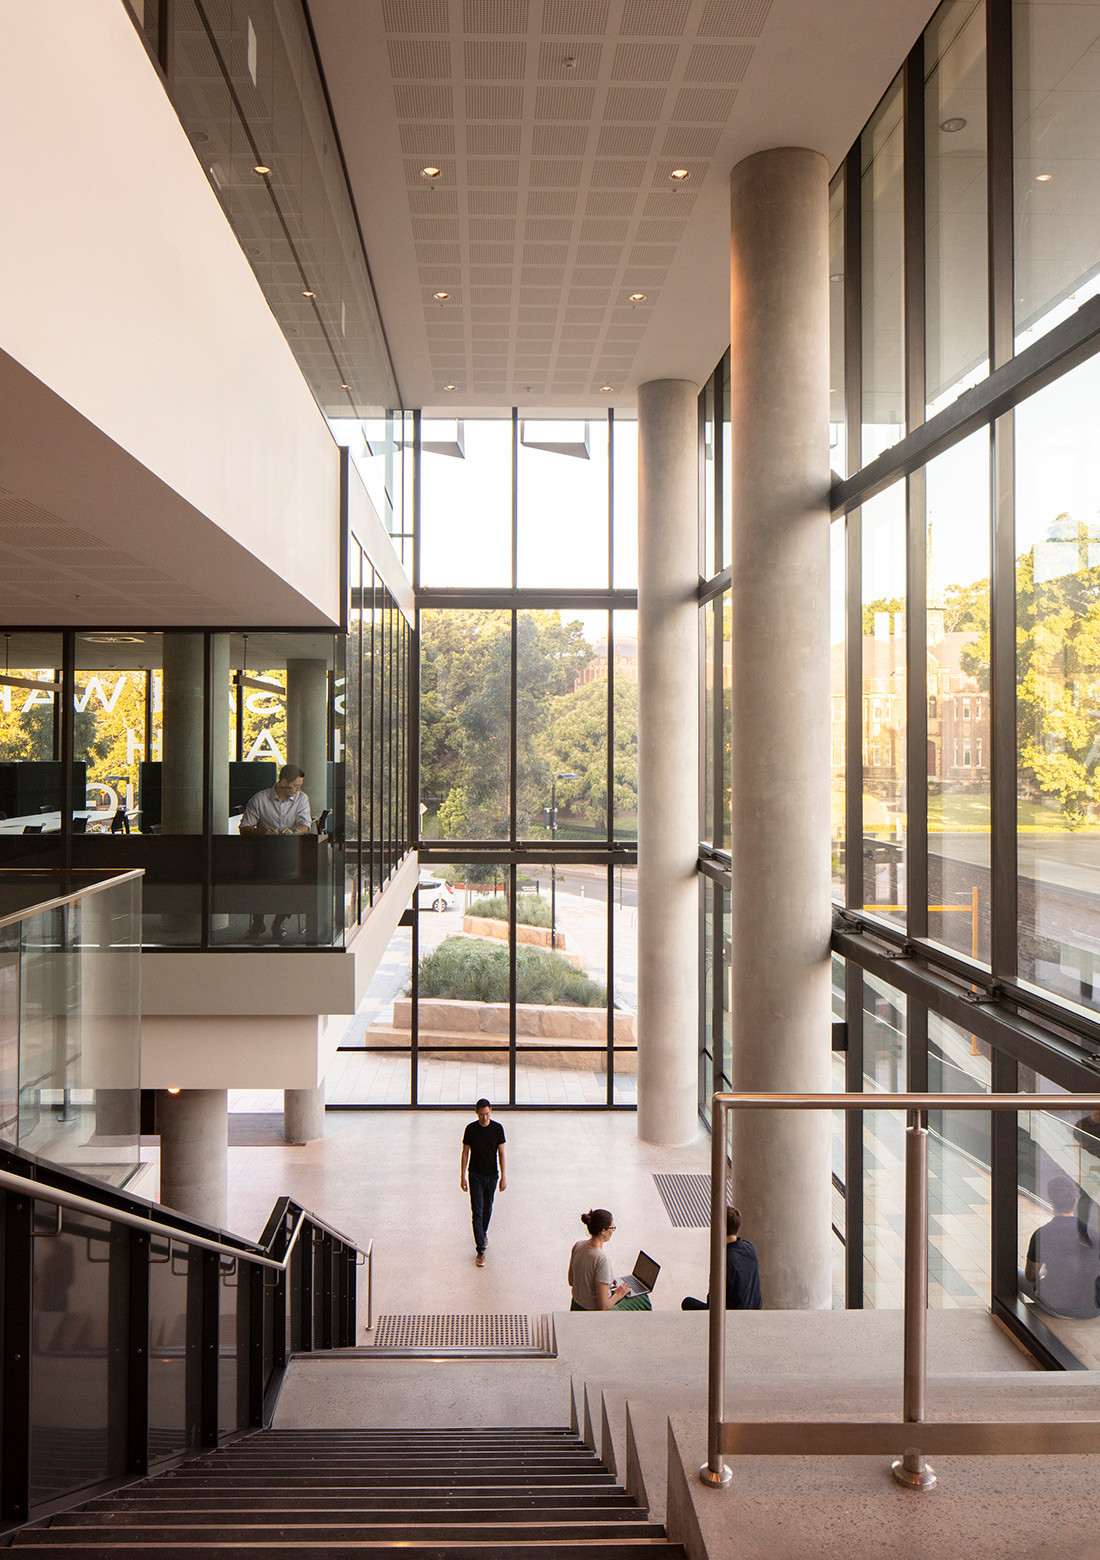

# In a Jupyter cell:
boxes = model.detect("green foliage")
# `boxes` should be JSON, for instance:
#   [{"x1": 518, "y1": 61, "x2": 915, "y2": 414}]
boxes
[
  {"x1": 466, "y1": 893, "x2": 552, "y2": 928},
  {"x1": 419, "y1": 609, "x2": 638, "y2": 838},
  {"x1": 535, "y1": 673, "x2": 638, "y2": 825},
  {"x1": 416, "y1": 935, "x2": 607, "y2": 1007}
]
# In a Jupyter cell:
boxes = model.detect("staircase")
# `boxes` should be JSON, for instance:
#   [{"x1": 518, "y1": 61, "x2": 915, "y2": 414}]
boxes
[{"x1": 10, "y1": 1426, "x2": 685, "y2": 1556}]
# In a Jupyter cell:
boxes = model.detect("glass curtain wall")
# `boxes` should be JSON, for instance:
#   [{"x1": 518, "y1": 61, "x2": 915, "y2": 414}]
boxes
[
  {"x1": 387, "y1": 410, "x2": 639, "y2": 1109},
  {"x1": 700, "y1": 0, "x2": 1100, "y2": 1361}
]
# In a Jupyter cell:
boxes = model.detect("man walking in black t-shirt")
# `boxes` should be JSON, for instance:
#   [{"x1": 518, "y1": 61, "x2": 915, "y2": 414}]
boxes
[{"x1": 460, "y1": 1098, "x2": 506, "y2": 1267}]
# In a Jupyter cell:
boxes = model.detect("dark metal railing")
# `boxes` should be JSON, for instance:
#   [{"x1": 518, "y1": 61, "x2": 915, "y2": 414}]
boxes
[
  {"x1": 703, "y1": 1092, "x2": 1100, "y2": 1493},
  {"x1": 0, "y1": 1146, "x2": 369, "y2": 1528}
]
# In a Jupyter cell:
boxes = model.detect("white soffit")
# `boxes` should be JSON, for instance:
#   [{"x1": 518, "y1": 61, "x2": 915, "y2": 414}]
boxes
[{"x1": 308, "y1": 0, "x2": 940, "y2": 414}]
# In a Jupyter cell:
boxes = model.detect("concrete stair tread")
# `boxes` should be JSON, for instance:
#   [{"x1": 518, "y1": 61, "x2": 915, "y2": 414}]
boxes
[
  {"x1": 18, "y1": 1523, "x2": 666, "y2": 1544},
  {"x1": 55, "y1": 1506, "x2": 648, "y2": 1524},
  {"x1": 10, "y1": 1547, "x2": 685, "y2": 1558}
]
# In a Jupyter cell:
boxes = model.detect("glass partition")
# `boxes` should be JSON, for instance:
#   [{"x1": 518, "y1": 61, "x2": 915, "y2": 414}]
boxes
[
  {"x1": 213, "y1": 632, "x2": 341, "y2": 949},
  {"x1": 10, "y1": 872, "x2": 141, "y2": 1184}
]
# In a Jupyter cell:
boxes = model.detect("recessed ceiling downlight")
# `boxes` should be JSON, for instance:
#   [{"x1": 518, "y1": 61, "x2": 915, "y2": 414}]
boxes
[{"x1": 940, "y1": 117, "x2": 967, "y2": 132}]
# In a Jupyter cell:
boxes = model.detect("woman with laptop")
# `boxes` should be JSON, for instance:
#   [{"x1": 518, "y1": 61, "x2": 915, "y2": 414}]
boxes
[{"x1": 567, "y1": 1209, "x2": 633, "y2": 1311}]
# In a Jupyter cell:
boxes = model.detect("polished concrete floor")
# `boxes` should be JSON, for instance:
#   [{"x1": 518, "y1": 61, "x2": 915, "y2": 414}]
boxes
[{"x1": 221, "y1": 1107, "x2": 715, "y2": 1320}]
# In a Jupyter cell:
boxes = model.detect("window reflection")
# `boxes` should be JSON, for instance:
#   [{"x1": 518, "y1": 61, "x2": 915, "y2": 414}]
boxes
[
  {"x1": 1016, "y1": 356, "x2": 1100, "y2": 1011},
  {"x1": 1019, "y1": 1069, "x2": 1100, "y2": 1363},
  {"x1": 925, "y1": 0, "x2": 988, "y2": 414},
  {"x1": 861, "y1": 73, "x2": 906, "y2": 461},
  {"x1": 926, "y1": 430, "x2": 991, "y2": 959},
  {"x1": 1014, "y1": 0, "x2": 1100, "y2": 351},
  {"x1": 861, "y1": 485, "x2": 907, "y2": 924}
]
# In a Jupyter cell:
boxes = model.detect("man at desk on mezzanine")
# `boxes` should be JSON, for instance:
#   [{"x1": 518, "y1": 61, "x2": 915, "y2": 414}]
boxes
[{"x1": 239, "y1": 763, "x2": 310, "y2": 943}]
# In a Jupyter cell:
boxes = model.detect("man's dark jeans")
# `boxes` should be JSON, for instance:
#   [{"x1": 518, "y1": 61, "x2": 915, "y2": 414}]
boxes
[{"x1": 469, "y1": 1173, "x2": 497, "y2": 1254}]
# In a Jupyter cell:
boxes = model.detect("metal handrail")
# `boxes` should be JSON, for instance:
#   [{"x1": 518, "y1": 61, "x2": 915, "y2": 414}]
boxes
[
  {"x1": 0, "y1": 1166, "x2": 366, "y2": 1274},
  {"x1": 703, "y1": 1091, "x2": 1100, "y2": 1493}
]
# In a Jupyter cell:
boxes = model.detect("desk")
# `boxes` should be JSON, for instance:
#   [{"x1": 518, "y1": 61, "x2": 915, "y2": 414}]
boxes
[{"x1": 0, "y1": 811, "x2": 101, "y2": 835}]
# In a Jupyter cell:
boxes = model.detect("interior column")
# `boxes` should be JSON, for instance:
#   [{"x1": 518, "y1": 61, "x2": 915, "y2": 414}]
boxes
[
  {"x1": 728, "y1": 146, "x2": 833, "y2": 1307},
  {"x1": 286, "y1": 657, "x2": 328, "y2": 821},
  {"x1": 637, "y1": 377, "x2": 700, "y2": 1146},
  {"x1": 156, "y1": 1088, "x2": 228, "y2": 1228}
]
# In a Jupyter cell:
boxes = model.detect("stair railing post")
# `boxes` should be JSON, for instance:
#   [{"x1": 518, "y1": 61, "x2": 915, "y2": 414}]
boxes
[
  {"x1": 892, "y1": 1107, "x2": 937, "y2": 1490},
  {"x1": 699, "y1": 1096, "x2": 732, "y2": 1488}
]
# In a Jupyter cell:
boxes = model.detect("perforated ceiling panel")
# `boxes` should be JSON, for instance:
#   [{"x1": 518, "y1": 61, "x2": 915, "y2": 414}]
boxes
[{"x1": 377, "y1": 0, "x2": 769, "y2": 400}]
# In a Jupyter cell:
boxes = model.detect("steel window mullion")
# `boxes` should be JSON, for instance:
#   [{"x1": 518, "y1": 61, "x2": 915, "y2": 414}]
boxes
[
  {"x1": 832, "y1": 296, "x2": 1100, "y2": 516},
  {"x1": 843, "y1": 957, "x2": 864, "y2": 1307},
  {"x1": 845, "y1": 508, "x2": 863, "y2": 912},
  {"x1": 906, "y1": 466, "x2": 928, "y2": 941},
  {"x1": 987, "y1": 0, "x2": 1014, "y2": 372},
  {"x1": 989, "y1": 410, "x2": 1017, "y2": 982}
]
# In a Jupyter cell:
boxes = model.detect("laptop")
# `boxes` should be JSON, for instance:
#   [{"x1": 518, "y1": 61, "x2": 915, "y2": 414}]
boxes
[{"x1": 618, "y1": 1251, "x2": 660, "y2": 1298}]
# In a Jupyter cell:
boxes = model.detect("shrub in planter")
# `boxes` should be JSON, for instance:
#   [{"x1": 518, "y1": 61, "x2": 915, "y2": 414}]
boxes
[
  {"x1": 414, "y1": 935, "x2": 607, "y2": 1008},
  {"x1": 465, "y1": 893, "x2": 553, "y2": 929}
]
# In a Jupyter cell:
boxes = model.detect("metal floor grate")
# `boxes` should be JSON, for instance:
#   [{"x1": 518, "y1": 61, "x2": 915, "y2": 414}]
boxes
[
  {"x1": 371, "y1": 1313, "x2": 552, "y2": 1355},
  {"x1": 652, "y1": 1172, "x2": 728, "y2": 1228}
]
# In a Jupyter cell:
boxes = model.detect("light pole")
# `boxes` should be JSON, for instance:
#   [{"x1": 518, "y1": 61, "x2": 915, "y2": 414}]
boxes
[{"x1": 549, "y1": 772, "x2": 578, "y2": 952}]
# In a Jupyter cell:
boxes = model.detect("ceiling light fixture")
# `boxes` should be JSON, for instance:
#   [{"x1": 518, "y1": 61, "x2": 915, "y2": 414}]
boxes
[
  {"x1": 940, "y1": 116, "x2": 967, "y2": 132},
  {"x1": 443, "y1": 383, "x2": 457, "y2": 391},
  {"x1": 341, "y1": 382, "x2": 350, "y2": 390},
  {"x1": 253, "y1": 164, "x2": 271, "y2": 175},
  {"x1": 830, "y1": 272, "x2": 843, "y2": 283},
  {"x1": 669, "y1": 168, "x2": 690, "y2": 182},
  {"x1": 420, "y1": 165, "x2": 441, "y2": 180},
  {"x1": 1036, "y1": 172, "x2": 1053, "y2": 181},
  {"x1": 600, "y1": 384, "x2": 614, "y2": 392},
  {"x1": 433, "y1": 291, "x2": 450, "y2": 301},
  {"x1": 302, "y1": 289, "x2": 315, "y2": 298},
  {"x1": 629, "y1": 292, "x2": 647, "y2": 303}
]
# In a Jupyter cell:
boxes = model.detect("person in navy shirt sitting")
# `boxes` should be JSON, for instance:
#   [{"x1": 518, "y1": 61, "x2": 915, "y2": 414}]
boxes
[{"x1": 682, "y1": 1205, "x2": 762, "y2": 1310}]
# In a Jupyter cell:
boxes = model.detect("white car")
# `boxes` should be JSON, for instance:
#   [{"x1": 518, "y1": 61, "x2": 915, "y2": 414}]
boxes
[{"x1": 418, "y1": 874, "x2": 456, "y2": 913}]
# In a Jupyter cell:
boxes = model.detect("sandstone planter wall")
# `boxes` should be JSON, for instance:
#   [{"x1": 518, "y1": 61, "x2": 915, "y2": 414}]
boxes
[
  {"x1": 463, "y1": 915, "x2": 566, "y2": 951},
  {"x1": 393, "y1": 997, "x2": 635, "y2": 1043}
]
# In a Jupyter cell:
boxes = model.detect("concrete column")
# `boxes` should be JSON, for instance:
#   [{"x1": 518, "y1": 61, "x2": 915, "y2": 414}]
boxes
[
  {"x1": 637, "y1": 378, "x2": 700, "y2": 1146},
  {"x1": 161, "y1": 634, "x2": 229, "y2": 834},
  {"x1": 157, "y1": 1088, "x2": 228, "y2": 1227},
  {"x1": 284, "y1": 1082, "x2": 325, "y2": 1144},
  {"x1": 286, "y1": 657, "x2": 328, "y2": 818},
  {"x1": 161, "y1": 634, "x2": 203, "y2": 833},
  {"x1": 728, "y1": 147, "x2": 833, "y2": 1308}
]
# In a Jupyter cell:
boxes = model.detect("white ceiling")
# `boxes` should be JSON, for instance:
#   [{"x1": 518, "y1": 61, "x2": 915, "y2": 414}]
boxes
[{"x1": 308, "y1": 0, "x2": 940, "y2": 415}]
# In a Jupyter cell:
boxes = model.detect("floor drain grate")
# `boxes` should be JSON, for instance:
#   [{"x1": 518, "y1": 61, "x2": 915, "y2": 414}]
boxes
[
  {"x1": 653, "y1": 1172, "x2": 728, "y2": 1228},
  {"x1": 371, "y1": 1313, "x2": 552, "y2": 1355}
]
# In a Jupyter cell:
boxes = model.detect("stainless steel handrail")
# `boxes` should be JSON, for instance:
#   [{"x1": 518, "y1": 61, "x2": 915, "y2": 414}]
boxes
[
  {"x1": 702, "y1": 1091, "x2": 1100, "y2": 1493},
  {"x1": 0, "y1": 1165, "x2": 366, "y2": 1274}
]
